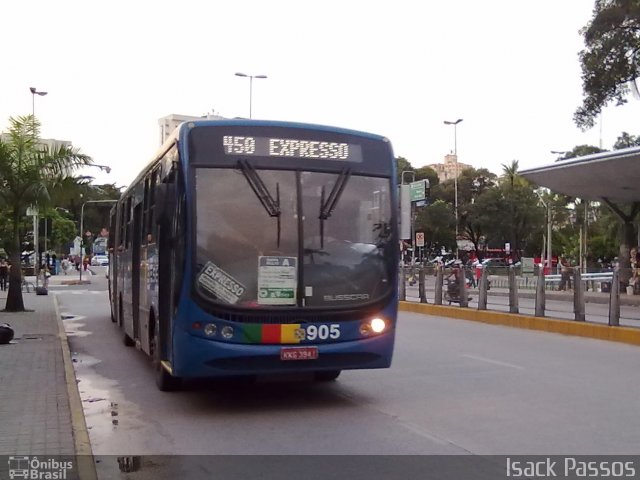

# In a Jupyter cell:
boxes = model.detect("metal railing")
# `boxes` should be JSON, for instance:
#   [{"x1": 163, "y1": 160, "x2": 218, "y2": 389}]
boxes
[{"x1": 399, "y1": 265, "x2": 636, "y2": 328}]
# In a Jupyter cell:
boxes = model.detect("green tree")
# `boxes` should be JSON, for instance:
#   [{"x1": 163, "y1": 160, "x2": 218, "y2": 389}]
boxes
[
  {"x1": 555, "y1": 139, "x2": 640, "y2": 278},
  {"x1": 613, "y1": 131, "x2": 640, "y2": 149},
  {"x1": 414, "y1": 200, "x2": 456, "y2": 256},
  {"x1": 0, "y1": 115, "x2": 92, "y2": 311},
  {"x1": 475, "y1": 161, "x2": 541, "y2": 258},
  {"x1": 395, "y1": 157, "x2": 414, "y2": 185},
  {"x1": 457, "y1": 168, "x2": 497, "y2": 256},
  {"x1": 414, "y1": 166, "x2": 439, "y2": 189},
  {"x1": 575, "y1": 0, "x2": 640, "y2": 129},
  {"x1": 557, "y1": 145, "x2": 605, "y2": 161}
]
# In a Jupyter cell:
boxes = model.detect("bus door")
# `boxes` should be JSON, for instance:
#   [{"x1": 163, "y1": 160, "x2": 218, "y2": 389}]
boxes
[
  {"x1": 157, "y1": 164, "x2": 181, "y2": 365},
  {"x1": 132, "y1": 203, "x2": 143, "y2": 342}
]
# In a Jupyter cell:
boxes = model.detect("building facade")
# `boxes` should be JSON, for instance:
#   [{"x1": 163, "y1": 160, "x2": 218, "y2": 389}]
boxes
[
  {"x1": 426, "y1": 154, "x2": 473, "y2": 183},
  {"x1": 158, "y1": 113, "x2": 225, "y2": 145}
]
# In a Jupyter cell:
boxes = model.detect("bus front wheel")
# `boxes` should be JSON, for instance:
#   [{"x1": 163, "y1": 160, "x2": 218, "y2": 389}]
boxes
[{"x1": 152, "y1": 328, "x2": 181, "y2": 392}]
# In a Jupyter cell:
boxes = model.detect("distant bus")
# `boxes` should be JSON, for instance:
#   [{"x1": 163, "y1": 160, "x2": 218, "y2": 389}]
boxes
[{"x1": 108, "y1": 119, "x2": 399, "y2": 390}]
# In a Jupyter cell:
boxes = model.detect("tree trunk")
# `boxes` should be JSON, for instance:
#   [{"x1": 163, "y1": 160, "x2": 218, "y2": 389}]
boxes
[
  {"x1": 5, "y1": 211, "x2": 26, "y2": 312},
  {"x1": 602, "y1": 200, "x2": 640, "y2": 287},
  {"x1": 618, "y1": 220, "x2": 636, "y2": 286}
]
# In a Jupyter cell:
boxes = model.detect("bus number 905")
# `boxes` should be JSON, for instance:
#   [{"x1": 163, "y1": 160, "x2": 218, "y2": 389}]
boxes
[{"x1": 305, "y1": 324, "x2": 340, "y2": 341}]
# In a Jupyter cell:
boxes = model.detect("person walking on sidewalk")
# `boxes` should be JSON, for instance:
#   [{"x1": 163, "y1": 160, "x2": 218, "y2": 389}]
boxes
[
  {"x1": 61, "y1": 256, "x2": 70, "y2": 275},
  {"x1": 0, "y1": 258, "x2": 8, "y2": 291},
  {"x1": 41, "y1": 262, "x2": 51, "y2": 289},
  {"x1": 559, "y1": 258, "x2": 573, "y2": 291}
]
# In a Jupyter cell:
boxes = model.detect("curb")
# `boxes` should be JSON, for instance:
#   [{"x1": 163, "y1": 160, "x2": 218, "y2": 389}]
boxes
[
  {"x1": 53, "y1": 295, "x2": 98, "y2": 480},
  {"x1": 399, "y1": 301, "x2": 640, "y2": 347}
]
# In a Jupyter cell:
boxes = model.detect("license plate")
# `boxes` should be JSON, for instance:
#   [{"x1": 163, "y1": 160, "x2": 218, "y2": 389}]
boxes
[{"x1": 280, "y1": 346, "x2": 318, "y2": 361}]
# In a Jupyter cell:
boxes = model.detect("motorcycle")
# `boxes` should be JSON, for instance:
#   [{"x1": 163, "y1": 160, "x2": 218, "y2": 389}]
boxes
[{"x1": 444, "y1": 274, "x2": 473, "y2": 304}]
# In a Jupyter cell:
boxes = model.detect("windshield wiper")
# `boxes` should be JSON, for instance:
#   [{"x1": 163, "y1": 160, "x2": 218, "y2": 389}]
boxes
[
  {"x1": 319, "y1": 167, "x2": 351, "y2": 248},
  {"x1": 319, "y1": 168, "x2": 351, "y2": 220},
  {"x1": 238, "y1": 159, "x2": 281, "y2": 247}
]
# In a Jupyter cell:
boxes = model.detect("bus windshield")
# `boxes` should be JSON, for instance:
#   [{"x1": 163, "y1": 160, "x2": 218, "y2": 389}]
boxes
[{"x1": 194, "y1": 166, "x2": 393, "y2": 309}]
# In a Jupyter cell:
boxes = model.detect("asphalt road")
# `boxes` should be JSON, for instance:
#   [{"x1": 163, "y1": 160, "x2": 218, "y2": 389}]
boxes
[{"x1": 52, "y1": 269, "x2": 640, "y2": 479}]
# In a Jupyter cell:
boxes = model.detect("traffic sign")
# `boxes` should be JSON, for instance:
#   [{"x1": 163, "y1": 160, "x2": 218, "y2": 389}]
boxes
[
  {"x1": 409, "y1": 180, "x2": 429, "y2": 202},
  {"x1": 416, "y1": 232, "x2": 425, "y2": 247}
]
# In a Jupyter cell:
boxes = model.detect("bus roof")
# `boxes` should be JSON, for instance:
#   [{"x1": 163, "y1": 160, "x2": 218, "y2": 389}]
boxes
[{"x1": 173, "y1": 118, "x2": 389, "y2": 146}]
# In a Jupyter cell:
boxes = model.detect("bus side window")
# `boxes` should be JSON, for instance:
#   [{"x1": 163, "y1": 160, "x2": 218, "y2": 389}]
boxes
[
  {"x1": 142, "y1": 176, "x2": 150, "y2": 244},
  {"x1": 124, "y1": 196, "x2": 132, "y2": 250},
  {"x1": 147, "y1": 168, "x2": 159, "y2": 243}
]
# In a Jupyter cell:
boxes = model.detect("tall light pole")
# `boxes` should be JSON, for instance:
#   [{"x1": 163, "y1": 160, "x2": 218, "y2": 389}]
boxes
[
  {"x1": 444, "y1": 118, "x2": 463, "y2": 258},
  {"x1": 28, "y1": 87, "x2": 47, "y2": 283},
  {"x1": 30, "y1": 87, "x2": 48, "y2": 124},
  {"x1": 551, "y1": 150, "x2": 569, "y2": 160},
  {"x1": 235, "y1": 72, "x2": 267, "y2": 119},
  {"x1": 536, "y1": 191, "x2": 552, "y2": 275},
  {"x1": 401, "y1": 171, "x2": 416, "y2": 264},
  {"x1": 92, "y1": 164, "x2": 111, "y2": 173}
]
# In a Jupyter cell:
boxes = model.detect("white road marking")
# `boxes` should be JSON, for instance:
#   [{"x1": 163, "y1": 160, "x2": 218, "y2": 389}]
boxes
[{"x1": 462, "y1": 354, "x2": 524, "y2": 370}]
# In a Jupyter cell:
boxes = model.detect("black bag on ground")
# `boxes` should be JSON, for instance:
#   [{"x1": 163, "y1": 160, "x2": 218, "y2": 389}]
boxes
[
  {"x1": 36, "y1": 286, "x2": 48, "y2": 295},
  {"x1": 0, "y1": 323, "x2": 14, "y2": 344}
]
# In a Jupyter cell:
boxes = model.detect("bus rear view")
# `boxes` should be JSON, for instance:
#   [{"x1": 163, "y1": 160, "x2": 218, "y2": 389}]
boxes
[{"x1": 111, "y1": 120, "x2": 399, "y2": 390}]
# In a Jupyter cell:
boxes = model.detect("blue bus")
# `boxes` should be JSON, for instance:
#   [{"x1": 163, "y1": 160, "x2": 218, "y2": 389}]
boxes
[{"x1": 108, "y1": 119, "x2": 399, "y2": 390}]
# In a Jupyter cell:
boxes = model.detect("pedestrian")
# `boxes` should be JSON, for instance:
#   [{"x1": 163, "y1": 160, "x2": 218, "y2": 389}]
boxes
[
  {"x1": 0, "y1": 258, "x2": 8, "y2": 291},
  {"x1": 41, "y1": 262, "x2": 51, "y2": 288},
  {"x1": 61, "y1": 256, "x2": 70, "y2": 275},
  {"x1": 559, "y1": 259, "x2": 572, "y2": 291},
  {"x1": 465, "y1": 259, "x2": 477, "y2": 288}
]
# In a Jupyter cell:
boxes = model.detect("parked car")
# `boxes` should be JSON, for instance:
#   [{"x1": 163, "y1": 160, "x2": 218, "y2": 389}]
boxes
[
  {"x1": 91, "y1": 254, "x2": 109, "y2": 266},
  {"x1": 481, "y1": 258, "x2": 508, "y2": 268}
]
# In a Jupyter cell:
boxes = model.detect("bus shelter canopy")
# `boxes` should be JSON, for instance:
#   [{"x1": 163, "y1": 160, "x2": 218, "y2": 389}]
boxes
[{"x1": 520, "y1": 146, "x2": 640, "y2": 203}]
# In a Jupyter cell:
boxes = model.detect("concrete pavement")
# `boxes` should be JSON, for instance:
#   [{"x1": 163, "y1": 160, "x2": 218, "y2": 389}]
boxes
[{"x1": 0, "y1": 271, "x2": 96, "y2": 479}]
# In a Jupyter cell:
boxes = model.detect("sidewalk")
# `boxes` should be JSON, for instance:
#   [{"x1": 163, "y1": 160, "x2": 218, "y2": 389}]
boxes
[{"x1": 0, "y1": 279, "x2": 96, "y2": 478}]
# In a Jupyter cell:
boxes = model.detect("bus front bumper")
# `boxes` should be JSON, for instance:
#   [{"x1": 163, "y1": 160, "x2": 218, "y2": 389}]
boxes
[{"x1": 171, "y1": 329, "x2": 395, "y2": 379}]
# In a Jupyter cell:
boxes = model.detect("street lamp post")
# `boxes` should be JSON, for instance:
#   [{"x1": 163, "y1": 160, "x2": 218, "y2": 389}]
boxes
[
  {"x1": 79, "y1": 200, "x2": 117, "y2": 283},
  {"x1": 235, "y1": 72, "x2": 267, "y2": 119},
  {"x1": 28, "y1": 87, "x2": 47, "y2": 281},
  {"x1": 401, "y1": 171, "x2": 416, "y2": 264},
  {"x1": 536, "y1": 191, "x2": 552, "y2": 275},
  {"x1": 30, "y1": 87, "x2": 48, "y2": 125},
  {"x1": 551, "y1": 150, "x2": 569, "y2": 161},
  {"x1": 92, "y1": 164, "x2": 111, "y2": 174},
  {"x1": 444, "y1": 118, "x2": 463, "y2": 258}
]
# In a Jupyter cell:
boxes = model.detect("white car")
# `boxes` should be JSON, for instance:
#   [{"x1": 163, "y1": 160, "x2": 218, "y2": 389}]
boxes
[{"x1": 91, "y1": 254, "x2": 109, "y2": 266}]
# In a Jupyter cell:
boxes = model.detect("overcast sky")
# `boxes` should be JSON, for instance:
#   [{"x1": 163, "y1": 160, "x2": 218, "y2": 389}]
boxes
[{"x1": 2, "y1": 0, "x2": 639, "y2": 187}]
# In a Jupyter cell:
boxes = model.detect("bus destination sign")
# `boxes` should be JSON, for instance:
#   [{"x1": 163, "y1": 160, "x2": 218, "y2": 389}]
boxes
[{"x1": 223, "y1": 135, "x2": 362, "y2": 162}]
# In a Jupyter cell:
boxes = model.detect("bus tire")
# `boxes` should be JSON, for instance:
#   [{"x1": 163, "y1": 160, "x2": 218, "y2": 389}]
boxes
[
  {"x1": 315, "y1": 370, "x2": 341, "y2": 382},
  {"x1": 152, "y1": 326, "x2": 181, "y2": 392},
  {"x1": 123, "y1": 333, "x2": 135, "y2": 347}
]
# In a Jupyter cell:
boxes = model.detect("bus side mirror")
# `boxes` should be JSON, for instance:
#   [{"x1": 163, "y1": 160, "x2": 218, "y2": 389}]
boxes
[{"x1": 155, "y1": 183, "x2": 176, "y2": 224}]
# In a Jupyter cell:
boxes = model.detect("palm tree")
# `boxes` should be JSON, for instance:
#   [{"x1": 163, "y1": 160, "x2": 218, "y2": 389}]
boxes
[{"x1": 0, "y1": 115, "x2": 93, "y2": 311}]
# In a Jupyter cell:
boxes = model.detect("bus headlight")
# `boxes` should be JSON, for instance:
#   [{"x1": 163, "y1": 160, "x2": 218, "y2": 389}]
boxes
[
  {"x1": 360, "y1": 317, "x2": 387, "y2": 336},
  {"x1": 370, "y1": 317, "x2": 387, "y2": 333},
  {"x1": 203, "y1": 324, "x2": 217, "y2": 337},
  {"x1": 221, "y1": 326, "x2": 234, "y2": 339}
]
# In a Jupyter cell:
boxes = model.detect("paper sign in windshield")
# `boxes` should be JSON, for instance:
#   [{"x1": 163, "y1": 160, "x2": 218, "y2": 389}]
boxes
[
  {"x1": 258, "y1": 256, "x2": 297, "y2": 305},
  {"x1": 197, "y1": 261, "x2": 246, "y2": 305}
]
